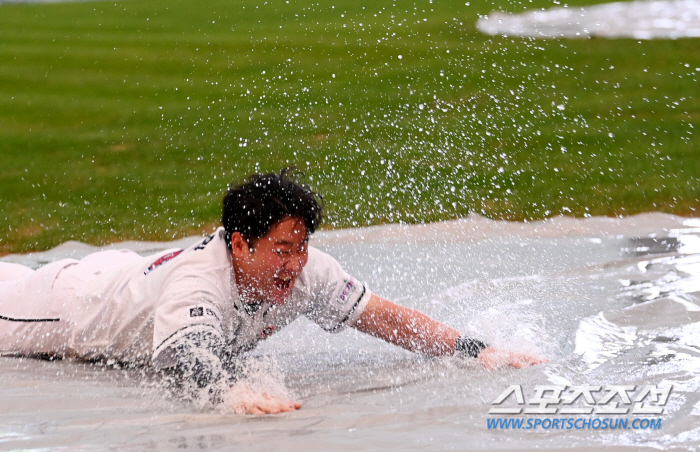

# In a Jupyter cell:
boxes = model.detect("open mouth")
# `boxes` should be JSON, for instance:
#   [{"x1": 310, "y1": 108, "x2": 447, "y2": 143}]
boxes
[{"x1": 274, "y1": 274, "x2": 293, "y2": 292}]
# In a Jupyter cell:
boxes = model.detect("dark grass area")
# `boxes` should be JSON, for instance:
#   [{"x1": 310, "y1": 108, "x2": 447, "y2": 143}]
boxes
[{"x1": 1, "y1": 0, "x2": 698, "y2": 253}]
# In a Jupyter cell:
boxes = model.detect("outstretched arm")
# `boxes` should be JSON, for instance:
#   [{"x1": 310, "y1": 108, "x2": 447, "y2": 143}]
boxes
[
  {"x1": 352, "y1": 294, "x2": 545, "y2": 368},
  {"x1": 352, "y1": 293, "x2": 461, "y2": 356}
]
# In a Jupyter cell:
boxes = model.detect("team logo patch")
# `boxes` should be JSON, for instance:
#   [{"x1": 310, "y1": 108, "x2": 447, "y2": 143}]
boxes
[
  {"x1": 144, "y1": 249, "x2": 183, "y2": 275},
  {"x1": 337, "y1": 278, "x2": 358, "y2": 305},
  {"x1": 189, "y1": 307, "x2": 220, "y2": 320}
]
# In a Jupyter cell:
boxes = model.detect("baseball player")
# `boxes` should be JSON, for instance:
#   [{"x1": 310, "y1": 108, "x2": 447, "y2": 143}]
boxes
[{"x1": 0, "y1": 169, "x2": 544, "y2": 414}]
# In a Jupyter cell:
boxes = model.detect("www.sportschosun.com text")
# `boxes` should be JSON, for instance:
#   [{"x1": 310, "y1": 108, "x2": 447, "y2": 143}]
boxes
[{"x1": 487, "y1": 417, "x2": 662, "y2": 430}]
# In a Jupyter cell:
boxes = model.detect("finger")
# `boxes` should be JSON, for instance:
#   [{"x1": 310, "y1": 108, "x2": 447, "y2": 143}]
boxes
[
  {"x1": 515, "y1": 355, "x2": 546, "y2": 368},
  {"x1": 277, "y1": 399, "x2": 301, "y2": 412},
  {"x1": 480, "y1": 357, "x2": 497, "y2": 370},
  {"x1": 278, "y1": 404, "x2": 295, "y2": 413},
  {"x1": 257, "y1": 402, "x2": 281, "y2": 414},
  {"x1": 520, "y1": 354, "x2": 546, "y2": 364},
  {"x1": 261, "y1": 397, "x2": 290, "y2": 414},
  {"x1": 249, "y1": 406, "x2": 266, "y2": 415},
  {"x1": 270, "y1": 395, "x2": 300, "y2": 412},
  {"x1": 507, "y1": 355, "x2": 524, "y2": 368}
]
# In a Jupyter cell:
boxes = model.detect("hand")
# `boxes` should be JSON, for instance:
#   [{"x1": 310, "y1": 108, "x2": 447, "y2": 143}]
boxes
[
  {"x1": 223, "y1": 381, "x2": 302, "y2": 415},
  {"x1": 477, "y1": 347, "x2": 547, "y2": 370}
]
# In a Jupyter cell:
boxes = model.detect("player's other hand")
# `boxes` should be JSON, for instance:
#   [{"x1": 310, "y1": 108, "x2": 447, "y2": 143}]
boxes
[
  {"x1": 477, "y1": 347, "x2": 547, "y2": 370},
  {"x1": 224, "y1": 381, "x2": 302, "y2": 415}
]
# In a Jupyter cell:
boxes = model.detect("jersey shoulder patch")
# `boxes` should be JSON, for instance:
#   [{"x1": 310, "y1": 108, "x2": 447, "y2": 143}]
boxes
[{"x1": 337, "y1": 278, "x2": 360, "y2": 306}]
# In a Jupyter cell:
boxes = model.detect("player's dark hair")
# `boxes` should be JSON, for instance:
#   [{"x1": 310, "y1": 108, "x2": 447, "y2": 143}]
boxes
[{"x1": 222, "y1": 168, "x2": 323, "y2": 248}]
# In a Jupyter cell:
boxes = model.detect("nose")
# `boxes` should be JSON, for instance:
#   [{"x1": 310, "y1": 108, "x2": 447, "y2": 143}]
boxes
[{"x1": 284, "y1": 250, "x2": 306, "y2": 274}]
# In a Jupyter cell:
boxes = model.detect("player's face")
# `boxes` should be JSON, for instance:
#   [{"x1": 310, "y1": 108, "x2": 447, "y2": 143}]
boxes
[{"x1": 231, "y1": 216, "x2": 309, "y2": 305}]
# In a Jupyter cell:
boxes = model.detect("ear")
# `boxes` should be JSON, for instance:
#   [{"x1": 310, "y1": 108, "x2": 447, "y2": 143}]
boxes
[{"x1": 229, "y1": 232, "x2": 252, "y2": 259}]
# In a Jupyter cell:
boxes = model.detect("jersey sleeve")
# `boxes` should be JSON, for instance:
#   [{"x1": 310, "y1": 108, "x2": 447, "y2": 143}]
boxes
[
  {"x1": 152, "y1": 324, "x2": 237, "y2": 404},
  {"x1": 152, "y1": 272, "x2": 230, "y2": 360},
  {"x1": 296, "y1": 247, "x2": 372, "y2": 333}
]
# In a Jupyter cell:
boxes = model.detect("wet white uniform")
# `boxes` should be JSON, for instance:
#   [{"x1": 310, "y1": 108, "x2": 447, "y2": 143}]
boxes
[{"x1": 0, "y1": 228, "x2": 371, "y2": 364}]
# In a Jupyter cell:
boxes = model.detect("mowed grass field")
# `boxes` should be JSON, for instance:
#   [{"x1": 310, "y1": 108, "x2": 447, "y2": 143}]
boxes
[{"x1": 1, "y1": 0, "x2": 699, "y2": 253}]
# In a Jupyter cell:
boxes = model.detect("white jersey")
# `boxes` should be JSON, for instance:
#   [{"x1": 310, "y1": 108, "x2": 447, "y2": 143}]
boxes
[{"x1": 0, "y1": 228, "x2": 372, "y2": 364}]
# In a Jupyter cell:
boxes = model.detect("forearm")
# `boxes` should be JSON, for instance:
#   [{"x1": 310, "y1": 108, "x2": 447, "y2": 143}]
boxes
[
  {"x1": 351, "y1": 294, "x2": 545, "y2": 369},
  {"x1": 352, "y1": 294, "x2": 461, "y2": 356},
  {"x1": 153, "y1": 327, "x2": 237, "y2": 403}
]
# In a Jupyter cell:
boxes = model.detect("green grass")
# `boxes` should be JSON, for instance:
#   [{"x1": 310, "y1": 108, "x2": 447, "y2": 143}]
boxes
[{"x1": 1, "y1": 0, "x2": 699, "y2": 253}]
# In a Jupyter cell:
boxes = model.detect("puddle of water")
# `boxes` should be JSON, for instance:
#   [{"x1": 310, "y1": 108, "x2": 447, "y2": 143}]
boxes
[
  {"x1": 2, "y1": 213, "x2": 700, "y2": 450},
  {"x1": 477, "y1": 0, "x2": 700, "y2": 39}
]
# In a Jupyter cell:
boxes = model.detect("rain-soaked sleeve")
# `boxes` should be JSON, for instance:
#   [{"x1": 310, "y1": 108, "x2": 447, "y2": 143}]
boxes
[
  {"x1": 152, "y1": 325, "x2": 238, "y2": 403},
  {"x1": 299, "y1": 247, "x2": 373, "y2": 333},
  {"x1": 151, "y1": 274, "x2": 238, "y2": 403}
]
